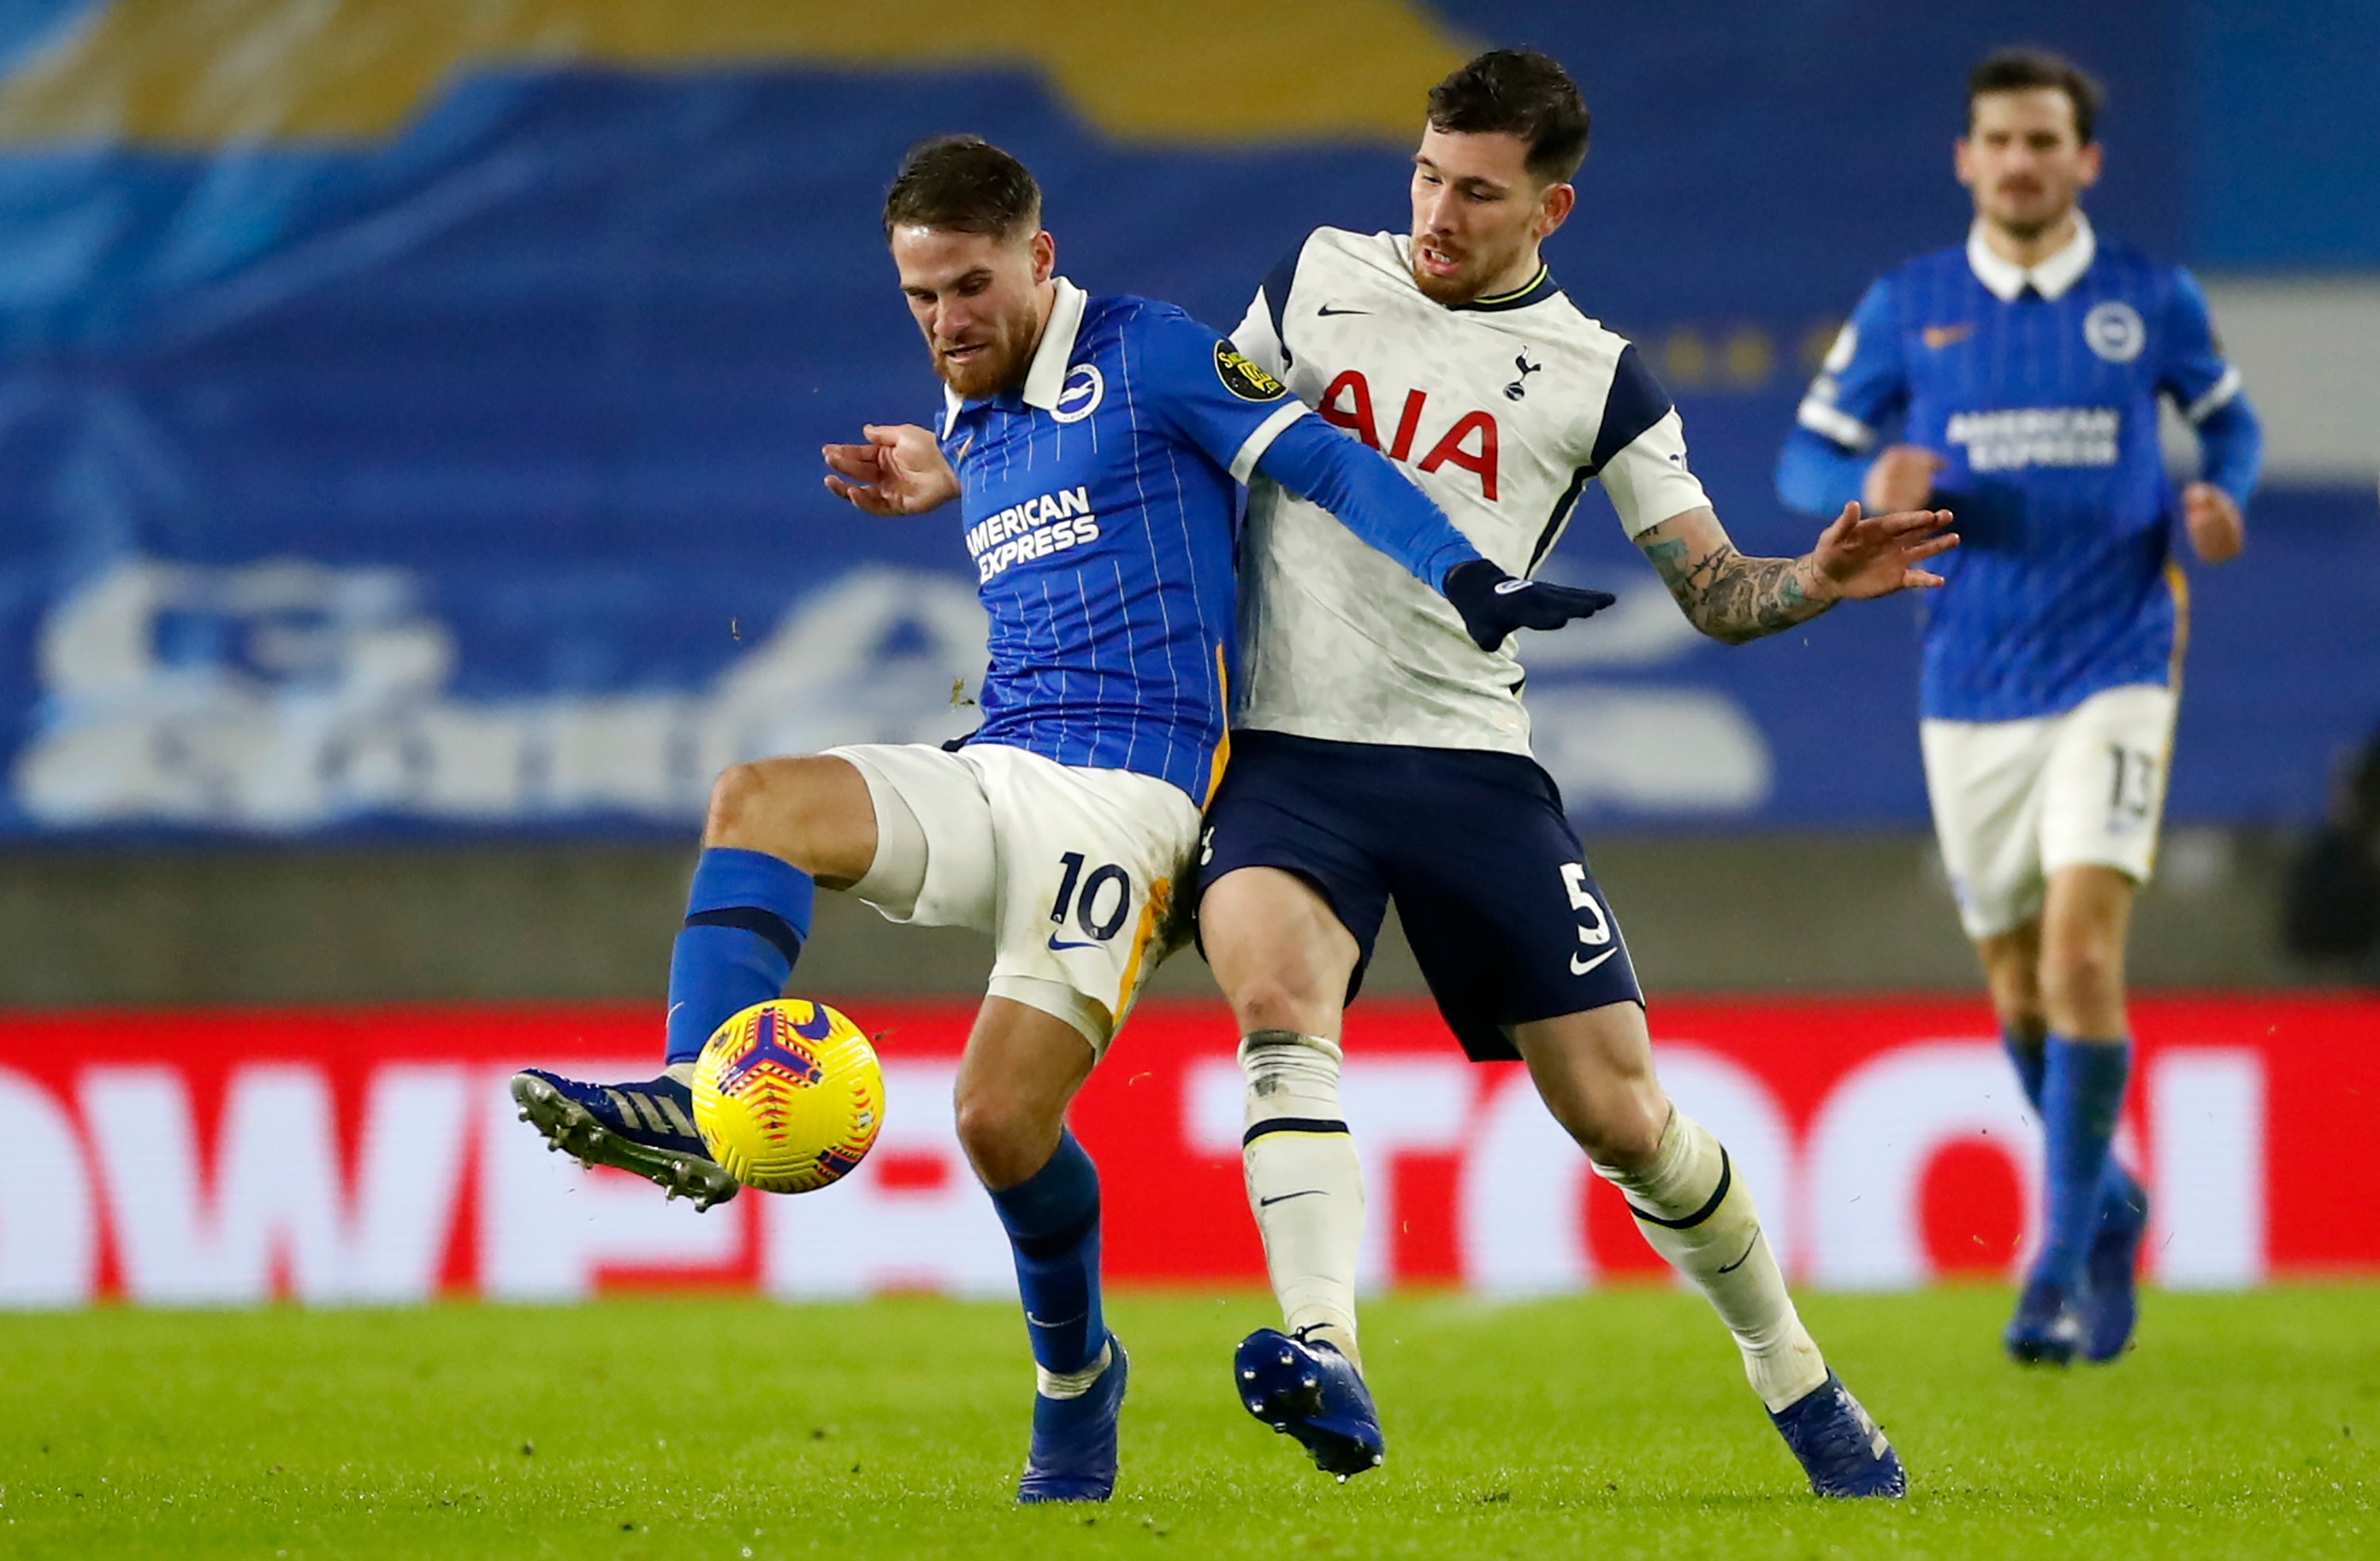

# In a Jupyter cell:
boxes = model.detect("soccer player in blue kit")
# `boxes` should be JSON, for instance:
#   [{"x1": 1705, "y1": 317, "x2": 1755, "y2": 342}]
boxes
[
  {"x1": 1778, "y1": 49, "x2": 2263, "y2": 1366},
  {"x1": 510, "y1": 135, "x2": 1606, "y2": 1503}
]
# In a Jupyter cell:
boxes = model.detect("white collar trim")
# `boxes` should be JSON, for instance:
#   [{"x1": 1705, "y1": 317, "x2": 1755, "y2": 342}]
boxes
[
  {"x1": 1021, "y1": 276, "x2": 1087, "y2": 411},
  {"x1": 941, "y1": 276, "x2": 1086, "y2": 437},
  {"x1": 1967, "y1": 211, "x2": 2096, "y2": 302}
]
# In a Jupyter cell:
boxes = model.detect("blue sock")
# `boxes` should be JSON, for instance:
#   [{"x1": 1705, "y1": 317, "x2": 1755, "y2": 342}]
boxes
[
  {"x1": 662, "y1": 847, "x2": 815, "y2": 1066},
  {"x1": 2033, "y1": 1035, "x2": 2131, "y2": 1291},
  {"x1": 2006, "y1": 1027, "x2": 2139, "y2": 1225},
  {"x1": 2002, "y1": 1029, "x2": 2047, "y2": 1110},
  {"x1": 989, "y1": 1130, "x2": 1105, "y2": 1378}
]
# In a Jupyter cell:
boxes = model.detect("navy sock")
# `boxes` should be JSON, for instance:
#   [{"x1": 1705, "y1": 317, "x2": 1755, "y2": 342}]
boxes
[
  {"x1": 989, "y1": 1130, "x2": 1105, "y2": 1378},
  {"x1": 2033, "y1": 1035, "x2": 2131, "y2": 1291},
  {"x1": 2006, "y1": 1027, "x2": 2137, "y2": 1227},
  {"x1": 663, "y1": 847, "x2": 816, "y2": 1066}
]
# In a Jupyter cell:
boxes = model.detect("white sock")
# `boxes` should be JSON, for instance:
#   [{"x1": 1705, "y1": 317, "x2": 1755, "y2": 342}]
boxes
[
  {"x1": 1240, "y1": 1030, "x2": 1366, "y2": 1367},
  {"x1": 1595, "y1": 1110, "x2": 1826, "y2": 1413},
  {"x1": 1035, "y1": 1339, "x2": 1113, "y2": 1401}
]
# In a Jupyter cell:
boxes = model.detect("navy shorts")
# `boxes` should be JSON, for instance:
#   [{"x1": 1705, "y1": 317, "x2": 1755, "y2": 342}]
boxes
[{"x1": 1195, "y1": 730, "x2": 1644, "y2": 1062}]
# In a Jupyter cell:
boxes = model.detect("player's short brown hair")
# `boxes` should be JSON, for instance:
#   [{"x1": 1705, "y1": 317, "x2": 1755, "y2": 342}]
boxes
[
  {"x1": 881, "y1": 135, "x2": 1042, "y2": 243},
  {"x1": 1426, "y1": 48, "x2": 1591, "y2": 185},
  {"x1": 1967, "y1": 48, "x2": 2104, "y2": 145}
]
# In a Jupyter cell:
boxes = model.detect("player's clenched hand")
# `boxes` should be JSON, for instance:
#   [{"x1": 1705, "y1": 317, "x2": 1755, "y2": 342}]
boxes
[
  {"x1": 1444, "y1": 560, "x2": 1618, "y2": 650},
  {"x1": 822, "y1": 424, "x2": 961, "y2": 516},
  {"x1": 1861, "y1": 445, "x2": 1944, "y2": 516},
  {"x1": 1811, "y1": 501, "x2": 1957, "y2": 600},
  {"x1": 2182, "y1": 481, "x2": 2244, "y2": 565}
]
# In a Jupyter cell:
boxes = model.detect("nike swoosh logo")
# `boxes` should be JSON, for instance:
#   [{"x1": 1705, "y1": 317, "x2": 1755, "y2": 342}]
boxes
[
  {"x1": 1258, "y1": 1190, "x2": 1327, "y2": 1206},
  {"x1": 1493, "y1": 577, "x2": 1532, "y2": 595},
  {"x1": 1921, "y1": 324, "x2": 1973, "y2": 350},
  {"x1": 1315, "y1": 305, "x2": 1369, "y2": 317},
  {"x1": 1570, "y1": 947, "x2": 1618, "y2": 976},
  {"x1": 1717, "y1": 1232, "x2": 1761, "y2": 1274},
  {"x1": 1046, "y1": 933, "x2": 1099, "y2": 952},
  {"x1": 1026, "y1": 1311, "x2": 1086, "y2": 1330}
]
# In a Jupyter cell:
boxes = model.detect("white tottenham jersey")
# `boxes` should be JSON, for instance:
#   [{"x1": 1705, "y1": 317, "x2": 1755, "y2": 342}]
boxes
[{"x1": 1231, "y1": 227, "x2": 1710, "y2": 755}]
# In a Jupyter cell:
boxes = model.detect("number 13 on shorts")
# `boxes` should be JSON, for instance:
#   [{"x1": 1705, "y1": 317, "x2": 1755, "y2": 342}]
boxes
[{"x1": 2107, "y1": 743, "x2": 2160, "y2": 832}]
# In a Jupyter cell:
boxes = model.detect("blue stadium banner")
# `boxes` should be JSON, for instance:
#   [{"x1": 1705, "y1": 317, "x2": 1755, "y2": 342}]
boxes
[{"x1": 0, "y1": 2, "x2": 2367, "y2": 841}]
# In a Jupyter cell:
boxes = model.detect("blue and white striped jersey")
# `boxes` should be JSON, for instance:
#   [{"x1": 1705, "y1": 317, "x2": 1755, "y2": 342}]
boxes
[
  {"x1": 1781, "y1": 214, "x2": 2261, "y2": 723},
  {"x1": 939, "y1": 278, "x2": 1306, "y2": 804}
]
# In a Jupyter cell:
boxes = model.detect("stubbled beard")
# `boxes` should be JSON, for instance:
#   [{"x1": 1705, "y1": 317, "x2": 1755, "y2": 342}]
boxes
[
  {"x1": 1408, "y1": 239, "x2": 1525, "y2": 307},
  {"x1": 934, "y1": 326, "x2": 1030, "y2": 397},
  {"x1": 1409, "y1": 258, "x2": 1471, "y2": 304}
]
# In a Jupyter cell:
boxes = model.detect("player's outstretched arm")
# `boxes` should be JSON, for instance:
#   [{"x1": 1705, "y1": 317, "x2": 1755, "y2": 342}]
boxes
[
  {"x1": 821, "y1": 424, "x2": 961, "y2": 516},
  {"x1": 1636, "y1": 502, "x2": 1955, "y2": 646},
  {"x1": 1253, "y1": 416, "x2": 1614, "y2": 649}
]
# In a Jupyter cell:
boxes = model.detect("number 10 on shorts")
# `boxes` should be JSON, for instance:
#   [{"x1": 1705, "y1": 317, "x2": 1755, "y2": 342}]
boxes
[{"x1": 1050, "y1": 851, "x2": 1133, "y2": 943}]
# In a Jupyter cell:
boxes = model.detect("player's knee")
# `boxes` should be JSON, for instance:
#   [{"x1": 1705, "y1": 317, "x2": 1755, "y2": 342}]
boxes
[
  {"x1": 703, "y1": 761, "x2": 777, "y2": 845},
  {"x1": 2038, "y1": 929, "x2": 2122, "y2": 1009},
  {"x1": 1580, "y1": 1103, "x2": 1666, "y2": 1172},
  {"x1": 952, "y1": 1091, "x2": 1054, "y2": 1190},
  {"x1": 1552, "y1": 1080, "x2": 1668, "y2": 1171},
  {"x1": 704, "y1": 757, "x2": 864, "y2": 873}
]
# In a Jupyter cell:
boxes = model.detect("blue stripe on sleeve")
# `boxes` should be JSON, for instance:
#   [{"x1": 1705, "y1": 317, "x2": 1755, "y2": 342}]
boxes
[
  {"x1": 1261, "y1": 236, "x2": 1307, "y2": 364},
  {"x1": 1587, "y1": 343, "x2": 1673, "y2": 474}
]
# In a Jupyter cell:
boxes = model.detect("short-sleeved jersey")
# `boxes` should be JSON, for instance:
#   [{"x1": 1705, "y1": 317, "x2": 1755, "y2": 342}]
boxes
[
  {"x1": 941, "y1": 278, "x2": 1306, "y2": 804},
  {"x1": 1795, "y1": 215, "x2": 2245, "y2": 722},
  {"x1": 1230, "y1": 227, "x2": 1710, "y2": 755}
]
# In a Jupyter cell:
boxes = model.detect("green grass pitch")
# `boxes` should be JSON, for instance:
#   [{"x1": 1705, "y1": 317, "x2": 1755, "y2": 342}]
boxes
[{"x1": 2, "y1": 1285, "x2": 2373, "y2": 1559}]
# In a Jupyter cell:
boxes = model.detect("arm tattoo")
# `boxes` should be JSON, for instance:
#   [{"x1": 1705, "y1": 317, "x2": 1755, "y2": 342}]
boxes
[{"x1": 1641, "y1": 537, "x2": 1835, "y2": 645}]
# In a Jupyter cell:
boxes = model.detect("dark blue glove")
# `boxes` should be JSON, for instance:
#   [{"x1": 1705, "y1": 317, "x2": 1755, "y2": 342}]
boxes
[{"x1": 1443, "y1": 560, "x2": 1617, "y2": 650}]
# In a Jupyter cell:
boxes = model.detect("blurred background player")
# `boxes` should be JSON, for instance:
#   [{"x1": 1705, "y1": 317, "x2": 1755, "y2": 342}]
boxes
[
  {"x1": 1203, "y1": 49, "x2": 1952, "y2": 1498},
  {"x1": 513, "y1": 133, "x2": 1603, "y2": 1503},
  {"x1": 1776, "y1": 48, "x2": 2264, "y2": 1366}
]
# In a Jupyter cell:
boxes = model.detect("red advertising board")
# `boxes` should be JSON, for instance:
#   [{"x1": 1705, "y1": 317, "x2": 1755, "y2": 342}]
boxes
[{"x1": 0, "y1": 994, "x2": 2371, "y2": 1306}]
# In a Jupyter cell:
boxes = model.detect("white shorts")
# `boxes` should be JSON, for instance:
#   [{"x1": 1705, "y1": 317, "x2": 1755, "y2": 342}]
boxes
[
  {"x1": 1920, "y1": 683, "x2": 2178, "y2": 940},
  {"x1": 826, "y1": 741, "x2": 1200, "y2": 1050}
]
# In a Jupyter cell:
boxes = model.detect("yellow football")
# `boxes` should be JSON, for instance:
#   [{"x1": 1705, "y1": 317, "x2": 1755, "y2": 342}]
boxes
[{"x1": 690, "y1": 999, "x2": 884, "y2": 1193}]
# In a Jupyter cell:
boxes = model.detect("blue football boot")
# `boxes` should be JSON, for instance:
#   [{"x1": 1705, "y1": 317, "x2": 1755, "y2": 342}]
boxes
[
  {"x1": 1018, "y1": 1337, "x2": 1128, "y2": 1503},
  {"x1": 1768, "y1": 1371, "x2": 1906, "y2": 1498},
  {"x1": 509, "y1": 1067, "x2": 739, "y2": 1210},
  {"x1": 2003, "y1": 1275, "x2": 2084, "y2": 1365},
  {"x1": 1233, "y1": 1327, "x2": 1385, "y2": 1480},
  {"x1": 2082, "y1": 1172, "x2": 2150, "y2": 1363}
]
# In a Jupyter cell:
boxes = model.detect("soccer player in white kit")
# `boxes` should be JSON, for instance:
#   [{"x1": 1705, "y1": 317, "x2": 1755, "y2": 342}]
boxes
[{"x1": 1199, "y1": 50, "x2": 1953, "y2": 1498}]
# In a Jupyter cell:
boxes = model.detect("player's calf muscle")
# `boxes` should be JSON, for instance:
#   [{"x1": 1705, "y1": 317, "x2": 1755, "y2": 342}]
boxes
[
  {"x1": 703, "y1": 756, "x2": 878, "y2": 887},
  {"x1": 1514, "y1": 1008, "x2": 1668, "y2": 1168}
]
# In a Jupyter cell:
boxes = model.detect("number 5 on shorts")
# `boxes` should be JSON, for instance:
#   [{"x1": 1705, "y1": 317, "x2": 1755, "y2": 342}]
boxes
[{"x1": 1561, "y1": 862, "x2": 1616, "y2": 975}]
